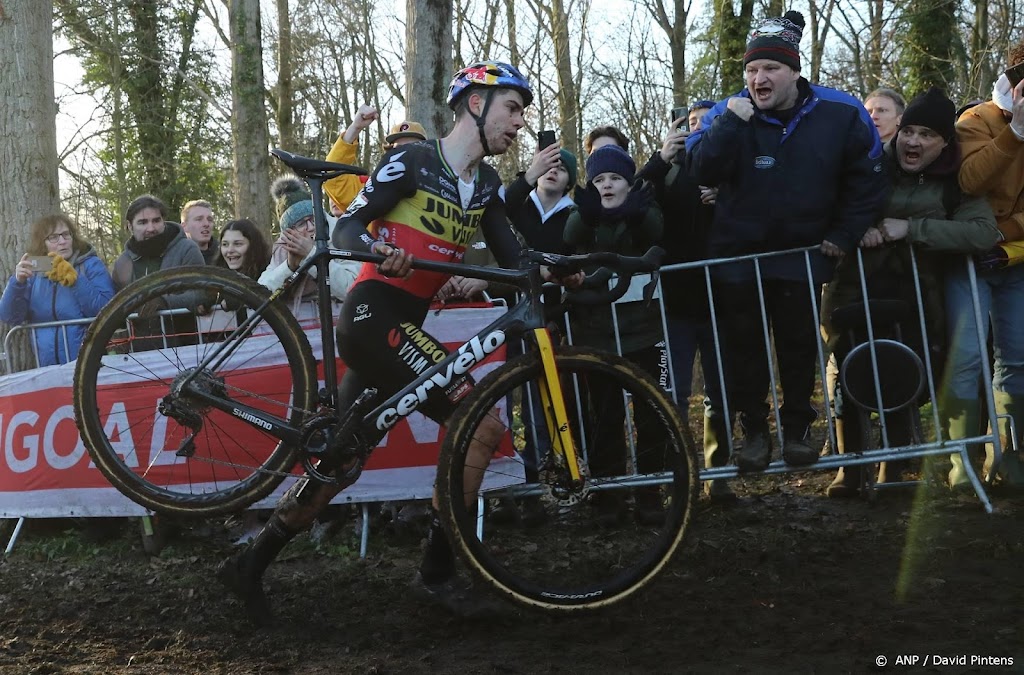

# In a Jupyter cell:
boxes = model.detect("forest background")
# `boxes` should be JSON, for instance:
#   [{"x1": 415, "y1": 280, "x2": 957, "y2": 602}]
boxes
[{"x1": 2, "y1": 0, "x2": 1023, "y2": 290}]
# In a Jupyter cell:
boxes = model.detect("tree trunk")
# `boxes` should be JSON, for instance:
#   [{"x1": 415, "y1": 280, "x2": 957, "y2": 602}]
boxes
[
  {"x1": 716, "y1": 0, "x2": 755, "y2": 96},
  {"x1": 968, "y1": 0, "x2": 990, "y2": 100},
  {"x1": 644, "y1": 0, "x2": 689, "y2": 107},
  {"x1": 807, "y1": 0, "x2": 836, "y2": 85},
  {"x1": 0, "y1": 0, "x2": 59, "y2": 370},
  {"x1": 901, "y1": 0, "x2": 959, "y2": 95},
  {"x1": 406, "y1": 0, "x2": 453, "y2": 138},
  {"x1": 276, "y1": 0, "x2": 295, "y2": 152},
  {"x1": 549, "y1": 0, "x2": 579, "y2": 155},
  {"x1": 230, "y1": 0, "x2": 272, "y2": 234},
  {"x1": 866, "y1": 0, "x2": 883, "y2": 92}
]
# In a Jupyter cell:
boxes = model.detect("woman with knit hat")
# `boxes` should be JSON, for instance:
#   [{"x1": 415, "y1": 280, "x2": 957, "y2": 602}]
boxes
[
  {"x1": 257, "y1": 175, "x2": 360, "y2": 302},
  {"x1": 820, "y1": 87, "x2": 999, "y2": 497}
]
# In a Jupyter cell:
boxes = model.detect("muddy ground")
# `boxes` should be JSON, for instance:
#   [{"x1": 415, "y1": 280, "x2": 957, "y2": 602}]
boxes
[{"x1": 1, "y1": 468, "x2": 1022, "y2": 675}]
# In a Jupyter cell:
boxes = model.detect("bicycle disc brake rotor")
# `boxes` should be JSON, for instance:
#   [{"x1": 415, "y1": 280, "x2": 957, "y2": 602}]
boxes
[{"x1": 546, "y1": 458, "x2": 592, "y2": 507}]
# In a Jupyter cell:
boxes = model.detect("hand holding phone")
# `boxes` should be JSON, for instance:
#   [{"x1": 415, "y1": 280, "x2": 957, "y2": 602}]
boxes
[
  {"x1": 26, "y1": 255, "x2": 54, "y2": 273},
  {"x1": 15, "y1": 254, "x2": 52, "y2": 283},
  {"x1": 1005, "y1": 62, "x2": 1024, "y2": 88},
  {"x1": 538, "y1": 130, "x2": 557, "y2": 150},
  {"x1": 671, "y1": 107, "x2": 688, "y2": 130}
]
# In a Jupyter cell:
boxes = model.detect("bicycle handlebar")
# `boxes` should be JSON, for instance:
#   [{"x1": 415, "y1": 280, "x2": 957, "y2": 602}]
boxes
[
  {"x1": 530, "y1": 247, "x2": 665, "y2": 306},
  {"x1": 326, "y1": 245, "x2": 665, "y2": 307}
]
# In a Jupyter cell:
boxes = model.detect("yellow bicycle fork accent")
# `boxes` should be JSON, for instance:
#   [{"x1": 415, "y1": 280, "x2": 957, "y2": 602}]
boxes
[{"x1": 531, "y1": 328, "x2": 582, "y2": 482}]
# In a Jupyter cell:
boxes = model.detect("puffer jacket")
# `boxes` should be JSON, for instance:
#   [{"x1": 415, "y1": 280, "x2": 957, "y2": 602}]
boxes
[
  {"x1": 0, "y1": 246, "x2": 115, "y2": 366},
  {"x1": 820, "y1": 139, "x2": 998, "y2": 353},
  {"x1": 686, "y1": 78, "x2": 888, "y2": 284}
]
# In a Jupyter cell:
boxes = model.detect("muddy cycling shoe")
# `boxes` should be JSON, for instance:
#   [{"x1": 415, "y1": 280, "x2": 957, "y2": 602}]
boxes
[
  {"x1": 735, "y1": 434, "x2": 771, "y2": 473},
  {"x1": 216, "y1": 553, "x2": 274, "y2": 627},
  {"x1": 410, "y1": 571, "x2": 504, "y2": 618}
]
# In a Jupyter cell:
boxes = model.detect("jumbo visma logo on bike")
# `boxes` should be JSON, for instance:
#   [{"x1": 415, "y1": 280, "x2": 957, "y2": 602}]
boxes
[{"x1": 375, "y1": 329, "x2": 506, "y2": 431}]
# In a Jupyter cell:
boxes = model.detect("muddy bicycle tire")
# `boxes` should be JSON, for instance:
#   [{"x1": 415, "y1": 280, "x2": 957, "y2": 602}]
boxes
[
  {"x1": 73, "y1": 266, "x2": 317, "y2": 517},
  {"x1": 437, "y1": 346, "x2": 698, "y2": 611}
]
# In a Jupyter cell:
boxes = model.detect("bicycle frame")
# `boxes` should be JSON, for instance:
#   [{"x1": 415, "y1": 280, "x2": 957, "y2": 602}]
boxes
[{"x1": 171, "y1": 169, "x2": 584, "y2": 477}]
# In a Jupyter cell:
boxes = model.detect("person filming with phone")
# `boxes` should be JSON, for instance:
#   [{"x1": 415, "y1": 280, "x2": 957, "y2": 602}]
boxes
[
  {"x1": 0, "y1": 214, "x2": 115, "y2": 367},
  {"x1": 942, "y1": 38, "x2": 1024, "y2": 489}
]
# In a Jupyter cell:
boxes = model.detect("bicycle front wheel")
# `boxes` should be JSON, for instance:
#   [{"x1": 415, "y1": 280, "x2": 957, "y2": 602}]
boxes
[
  {"x1": 74, "y1": 266, "x2": 318, "y2": 517},
  {"x1": 437, "y1": 346, "x2": 698, "y2": 611}
]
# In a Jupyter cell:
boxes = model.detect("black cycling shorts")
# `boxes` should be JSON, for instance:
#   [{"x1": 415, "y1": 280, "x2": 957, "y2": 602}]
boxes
[{"x1": 336, "y1": 280, "x2": 472, "y2": 424}]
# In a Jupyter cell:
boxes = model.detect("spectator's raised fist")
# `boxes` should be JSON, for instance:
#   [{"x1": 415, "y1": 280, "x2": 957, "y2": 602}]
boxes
[
  {"x1": 728, "y1": 96, "x2": 755, "y2": 122},
  {"x1": 354, "y1": 104, "x2": 379, "y2": 130}
]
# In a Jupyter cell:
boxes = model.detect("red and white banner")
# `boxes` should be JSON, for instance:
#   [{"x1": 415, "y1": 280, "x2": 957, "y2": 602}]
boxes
[{"x1": 0, "y1": 304, "x2": 521, "y2": 518}]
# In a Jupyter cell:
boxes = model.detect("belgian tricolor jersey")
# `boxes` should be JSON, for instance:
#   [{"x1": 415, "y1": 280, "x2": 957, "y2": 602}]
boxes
[{"x1": 334, "y1": 140, "x2": 523, "y2": 299}]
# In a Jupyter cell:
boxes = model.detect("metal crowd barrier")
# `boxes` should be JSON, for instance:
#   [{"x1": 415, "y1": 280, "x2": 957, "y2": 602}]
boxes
[
  {"x1": 0, "y1": 245, "x2": 1004, "y2": 562},
  {"x1": 655, "y1": 245, "x2": 999, "y2": 512}
]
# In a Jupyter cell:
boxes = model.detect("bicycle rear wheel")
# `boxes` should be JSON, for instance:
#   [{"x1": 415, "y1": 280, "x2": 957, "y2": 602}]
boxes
[
  {"x1": 437, "y1": 346, "x2": 698, "y2": 611},
  {"x1": 73, "y1": 266, "x2": 317, "y2": 517}
]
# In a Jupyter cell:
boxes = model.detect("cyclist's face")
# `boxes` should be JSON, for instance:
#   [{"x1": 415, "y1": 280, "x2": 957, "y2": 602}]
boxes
[
  {"x1": 483, "y1": 90, "x2": 526, "y2": 154},
  {"x1": 220, "y1": 230, "x2": 250, "y2": 270},
  {"x1": 129, "y1": 207, "x2": 166, "y2": 241}
]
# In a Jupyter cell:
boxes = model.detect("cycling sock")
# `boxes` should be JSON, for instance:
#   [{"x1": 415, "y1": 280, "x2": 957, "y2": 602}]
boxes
[{"x1": 419, "y1": 510, "x2": 455, "y2": 584}]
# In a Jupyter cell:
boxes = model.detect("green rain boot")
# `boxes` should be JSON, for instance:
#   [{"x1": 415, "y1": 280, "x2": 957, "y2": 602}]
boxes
[
  {"x1": 703, "y1": 415, "x2": 736, "y2": 503},
  {"x1": 943, "y1": 397, "x2": 981, "y2": 490},
  {"x1": 984, "y1": 392, "x2": 1024, "y2": 488}
]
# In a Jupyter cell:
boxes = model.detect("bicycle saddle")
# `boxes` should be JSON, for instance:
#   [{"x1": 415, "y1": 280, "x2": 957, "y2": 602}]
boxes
[{"x1": 271, "y1": 148, "x2": 367, "y2": 179}]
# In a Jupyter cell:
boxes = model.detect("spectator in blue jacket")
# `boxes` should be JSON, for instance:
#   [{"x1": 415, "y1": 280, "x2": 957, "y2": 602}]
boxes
[
  {"x1": 0, "y1": 213, "x2": 115, "y2": 367},
  {"x1": 685, "y1": 10, "x2": 888, "y2": 472}
]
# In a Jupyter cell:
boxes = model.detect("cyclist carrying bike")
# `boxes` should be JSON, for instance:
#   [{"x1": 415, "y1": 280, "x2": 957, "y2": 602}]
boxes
[{"x1": 219, "y1": 60, "x2": 577, "y2": 622}]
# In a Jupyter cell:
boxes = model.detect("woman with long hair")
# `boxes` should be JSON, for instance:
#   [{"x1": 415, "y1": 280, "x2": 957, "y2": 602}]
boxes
[
  {"x1": 216, "y1": 219, "x2": 271, "y2": 281},
  {"x1": 0, "y1": 213, "x2": 115, "y2": 366}
]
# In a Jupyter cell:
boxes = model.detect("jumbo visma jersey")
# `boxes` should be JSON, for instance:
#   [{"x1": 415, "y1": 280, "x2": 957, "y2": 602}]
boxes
[{"x1": 334, "y1": 140, "x2": 522, "y2": 299}]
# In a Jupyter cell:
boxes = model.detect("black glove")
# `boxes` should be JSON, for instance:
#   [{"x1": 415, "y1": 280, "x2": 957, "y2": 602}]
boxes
[
  {"x1": 622, "y1": 180, "x2": 654, "y2": 224},
  {"x1": 575, "y1": 182, "x2": 602, "y2": 224}
]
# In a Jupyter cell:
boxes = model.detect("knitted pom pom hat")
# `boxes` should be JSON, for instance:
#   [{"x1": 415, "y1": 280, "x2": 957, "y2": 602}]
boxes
[{"x1": 271, "y1": 175, "x2": 314, "y2": 231}]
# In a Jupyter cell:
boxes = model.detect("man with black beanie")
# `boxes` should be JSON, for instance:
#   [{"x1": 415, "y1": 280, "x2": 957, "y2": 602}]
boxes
[{"x1": 685, "y1": 10, "x2": 888, "y2": 473}]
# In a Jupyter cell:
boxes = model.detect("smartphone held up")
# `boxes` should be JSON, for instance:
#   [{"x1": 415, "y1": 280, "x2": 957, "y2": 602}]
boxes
[
  {"x1": 1005, "y1": 62, "x2": 1024, "y2": 88},
  {"x1": 671, "y1": 107, "x2": 688, "y2": 128},
  {"x1": 538, "y1": 130, "x2": 557, "y2": 150},
  {"x1": 26, "y1": 255, "x2": 54, "y2": 274}
]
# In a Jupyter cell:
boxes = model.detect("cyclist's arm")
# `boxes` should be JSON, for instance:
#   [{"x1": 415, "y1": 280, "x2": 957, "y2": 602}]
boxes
[
  {"x1": 479, "y1": 193, "x2": 525, "y2": 269},
  {"x1": 332, "y1": 148, "x2": 416, "y2": 253}
]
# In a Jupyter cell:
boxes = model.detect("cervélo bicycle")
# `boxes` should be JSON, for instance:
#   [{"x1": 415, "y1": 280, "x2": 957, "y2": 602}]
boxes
[{"x1": 73, "y1": 149, "x2": 699, "y2": 612}]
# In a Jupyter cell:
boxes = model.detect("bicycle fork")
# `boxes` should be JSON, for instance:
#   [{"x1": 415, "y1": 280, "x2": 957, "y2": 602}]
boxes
[{"x1": 532, "y1": 328, "x2": 584, "y2": 485}]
